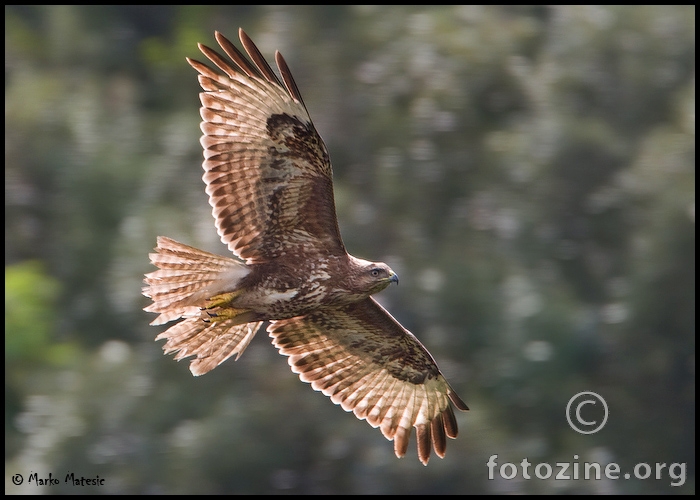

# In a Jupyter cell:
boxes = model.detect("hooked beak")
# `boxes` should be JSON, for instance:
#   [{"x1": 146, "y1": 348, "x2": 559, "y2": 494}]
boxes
[{"x1": 389, "y1": 272, "x2": 399, "y2": 285}]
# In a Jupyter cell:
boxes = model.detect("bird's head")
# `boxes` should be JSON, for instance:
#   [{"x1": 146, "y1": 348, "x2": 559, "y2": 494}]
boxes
[{"x1": 349, "y1": 256, "x2": 399, "y2": 296}]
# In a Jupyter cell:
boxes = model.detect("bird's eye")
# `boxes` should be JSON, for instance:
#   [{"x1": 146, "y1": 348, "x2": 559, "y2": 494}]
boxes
[{"x1": 370, "y1": 268, "x2": 382, "y2": 277}]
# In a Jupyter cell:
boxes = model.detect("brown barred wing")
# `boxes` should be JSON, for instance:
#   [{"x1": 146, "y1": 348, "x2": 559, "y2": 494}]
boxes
[
  {"x1": 187, "y1": 30, "x2": 346, "y2": 264},
  {"x1": 268, "y1": 297, "x2": 468, "y2": 465}
]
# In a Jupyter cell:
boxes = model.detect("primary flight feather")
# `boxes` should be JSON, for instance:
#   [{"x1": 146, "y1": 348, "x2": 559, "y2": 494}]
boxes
[{"x1": 143, "y1": 29, "x2": 468, "y2": 465}]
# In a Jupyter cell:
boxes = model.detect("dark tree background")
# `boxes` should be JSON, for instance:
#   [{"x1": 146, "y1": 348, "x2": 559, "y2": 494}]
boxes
[{"x1": 5, "y1": 5, "x2": 694, "y2": 494}]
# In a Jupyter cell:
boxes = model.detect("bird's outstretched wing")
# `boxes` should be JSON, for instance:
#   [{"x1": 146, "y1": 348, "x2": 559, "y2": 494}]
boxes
[
  {"x1": 268, "y1": 297, "x2": 468, "y2": 465},
  {"x1": 187, "y1": 30, "x2": 346, "y2": 263}
]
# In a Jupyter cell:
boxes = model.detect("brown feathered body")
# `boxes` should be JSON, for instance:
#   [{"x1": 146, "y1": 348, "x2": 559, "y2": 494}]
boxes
[{"x1": 143, "y1": 29, "x2": 468, "y2": 466}]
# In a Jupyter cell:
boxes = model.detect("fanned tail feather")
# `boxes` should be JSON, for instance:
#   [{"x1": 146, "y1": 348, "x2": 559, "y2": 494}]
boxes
[
  {"x1": 157, "y1": 317, "x2": 263, "y2": 376},
  {"x1": 143, "y1": 236, "x2": 262, "y2": 375},
  {"x1": 143, "y1": 236, "x2": 250, "y2": 324}
]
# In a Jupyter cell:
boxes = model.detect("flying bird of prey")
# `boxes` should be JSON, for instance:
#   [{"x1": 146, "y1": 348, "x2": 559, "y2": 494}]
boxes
[{"x1": 143, "y1": 29, "x2": 468, "y2": 465}]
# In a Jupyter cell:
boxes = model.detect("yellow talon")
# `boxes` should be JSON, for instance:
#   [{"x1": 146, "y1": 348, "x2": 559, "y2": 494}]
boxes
[
  {"x1": 206, "y1": 307, "x2": 249, "y2": 321},
  {"x1": 199, "y1": 306, "x2": 255, "y2": 324},
  {"x1": 204, "y1": 290, "x2": 242, "y2": 309},
  {"x1": 199, "y1": 291, "x2": 252, "y2": 323}
]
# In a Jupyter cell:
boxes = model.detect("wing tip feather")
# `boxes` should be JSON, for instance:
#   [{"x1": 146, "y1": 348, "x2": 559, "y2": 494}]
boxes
[{"x1": 449, "y1": 387, "x2": 470, "y2": 412}]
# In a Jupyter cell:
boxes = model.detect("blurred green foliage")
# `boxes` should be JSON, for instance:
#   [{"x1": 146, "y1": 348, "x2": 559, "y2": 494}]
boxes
[
  {"x1": 5, "y1": 5, "x2": 694, "y2": 494},
  {"x1": 6, "y1": 262, "x2": 59, "y2": 362}
]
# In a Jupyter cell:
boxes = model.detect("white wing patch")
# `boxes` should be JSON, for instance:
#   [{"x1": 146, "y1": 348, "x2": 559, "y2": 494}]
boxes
[{"x1": 263, "y1": 290, "x2": 299, "y2": 303}]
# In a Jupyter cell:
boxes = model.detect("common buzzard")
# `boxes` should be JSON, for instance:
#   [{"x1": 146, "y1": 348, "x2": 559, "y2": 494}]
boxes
[{"x1": 143, "y1": 29, "x2": 468, "y2": 465}]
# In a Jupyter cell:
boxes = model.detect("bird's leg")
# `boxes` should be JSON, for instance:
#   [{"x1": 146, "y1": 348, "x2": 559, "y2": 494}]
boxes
[
  {"x1": 201, "y1": 290, "x2": 251, "y2": 323},
  {"x1": 204, "y1": 290, "x2": 242, "y2": 309},
  {"x1": 202, "y1": 307, "x2": 252, "y2": 322}
]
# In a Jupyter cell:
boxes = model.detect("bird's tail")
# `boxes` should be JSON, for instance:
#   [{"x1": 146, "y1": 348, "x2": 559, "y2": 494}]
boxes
[{"x1": 143, "y1": 236, "x2": 262, "y2": 375}]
